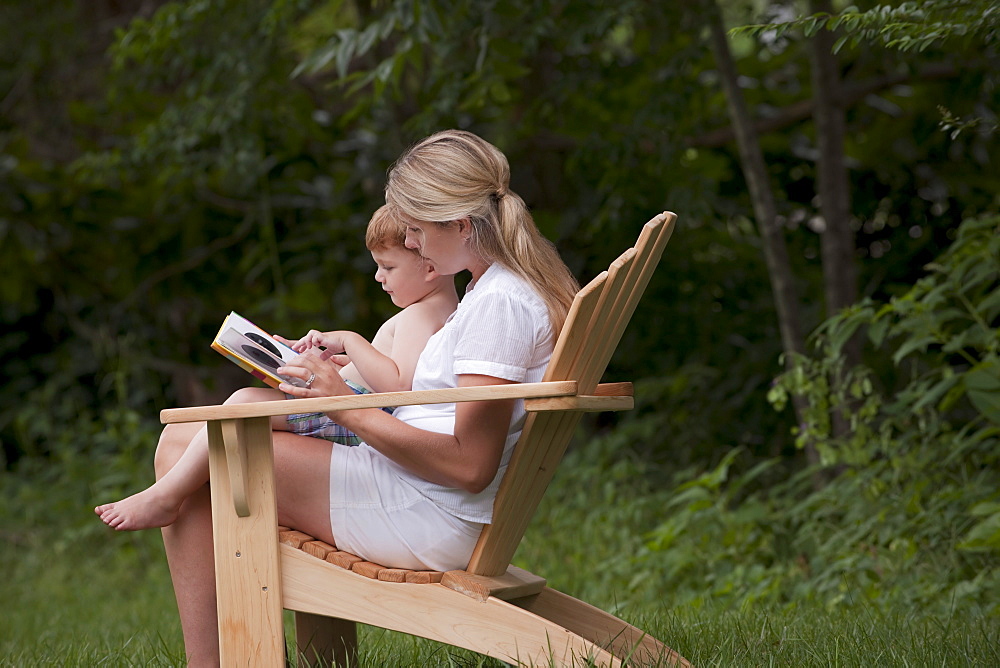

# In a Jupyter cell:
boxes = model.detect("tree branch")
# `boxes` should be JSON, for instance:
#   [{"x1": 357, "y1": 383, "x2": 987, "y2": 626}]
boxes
[{"x1": 687, "y1": 62, "x2": 959, "y2": 148}]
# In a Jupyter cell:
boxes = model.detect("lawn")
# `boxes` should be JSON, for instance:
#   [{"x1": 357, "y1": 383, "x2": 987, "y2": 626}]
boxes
[{"x1": 2, "y1": 530, "x2": 997, "y2": 666}]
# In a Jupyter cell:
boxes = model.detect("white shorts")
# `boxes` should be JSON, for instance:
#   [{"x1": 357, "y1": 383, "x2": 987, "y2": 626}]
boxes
[{"x1": 329, "y1": 443, "x2": 484, "y2": 572}]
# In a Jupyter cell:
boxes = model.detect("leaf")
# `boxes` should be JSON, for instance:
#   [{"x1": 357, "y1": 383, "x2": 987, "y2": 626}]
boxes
[
  {"x1": 892, "y1": 335, "x2": 935, "y2": 365},
  {"x1": 912, "y1": 372, "x2": 959, "y2": 413},
  {"x1": 942, "y1": 326, "x2": 991, "y2": 354},
  {"x1": 957, "y1": 504, "x2": 1000, "y2": 553},
  {"x1": 336, "y1": 30, "x2": 357, "y2": 79},
  {"x1": 978, "y1": 287, "x2": 1000, "y2": 321},
  {"x1": 964, "y1": 358, "x2": 1000, "y2": 423},
  {"x1": 356, "y1": 22, "x2": 380, "y2": 56},
  {"x1": 373, "y1": 56, "x2": 395, "y2": 83},
  {"x1": 826, "y1": 313, "x2": 867, "y2": 356},
  {"x1": 868, "y1": 316, "x2": 890, "y2": 347}
]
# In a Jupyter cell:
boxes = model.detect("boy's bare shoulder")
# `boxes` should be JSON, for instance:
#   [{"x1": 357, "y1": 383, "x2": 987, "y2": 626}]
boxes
[
  {"x1": 398, "y1": 294, "x2": 455, "y2": 328},
  {"x1": 406, "y1": 299, "x2": 458, "y2": 324},
  {"x1": 376, "y1": 296, "x2": 450, "y2": 334}
]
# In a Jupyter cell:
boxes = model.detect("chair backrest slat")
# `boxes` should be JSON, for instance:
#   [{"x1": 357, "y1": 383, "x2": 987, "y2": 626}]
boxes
[
  {"x1": 577, "y1": 214, "x2": 675, "y2": 392},
  {"x1": 571, "y1": 246, "x2": 637, "y2": 392},
  {"x1": 465, "y1": 212, "x2": 676, "y2": 577},
  {"x1": 542, "y1": 271, "x2": 609, "y2": 382}
]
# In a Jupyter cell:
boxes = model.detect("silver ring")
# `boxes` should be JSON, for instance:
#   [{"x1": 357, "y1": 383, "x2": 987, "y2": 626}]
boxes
[{"x1": 305, "y1": 372, "x2": 316, "y2": 389}]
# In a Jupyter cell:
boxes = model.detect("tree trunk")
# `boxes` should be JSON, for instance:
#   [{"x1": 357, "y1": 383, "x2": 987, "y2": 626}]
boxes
[
  {"x1": 705, "y1": 1, "x2": 821, "y2": 470},
  {"x1": 809, "y1": 0, "x2": 860, "y2": 332},
  {"x1": 809, "y1": 0, "x2": 861, "y2": 443}
]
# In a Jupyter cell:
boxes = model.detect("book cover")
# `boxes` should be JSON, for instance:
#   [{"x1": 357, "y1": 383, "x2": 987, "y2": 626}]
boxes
[{"x1": 211, "y1": 312, "x2": 307, "y2": 389}]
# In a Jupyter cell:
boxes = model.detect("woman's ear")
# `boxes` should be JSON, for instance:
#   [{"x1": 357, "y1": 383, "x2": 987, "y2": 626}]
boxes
[{"x1": 455, "y1": 217, "x2": 472, "y2": 241}]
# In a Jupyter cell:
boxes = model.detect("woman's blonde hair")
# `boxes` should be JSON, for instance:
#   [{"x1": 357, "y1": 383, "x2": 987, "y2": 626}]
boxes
[{"x1": 384, "y1": 129, "x2": 578, "y2": 334}]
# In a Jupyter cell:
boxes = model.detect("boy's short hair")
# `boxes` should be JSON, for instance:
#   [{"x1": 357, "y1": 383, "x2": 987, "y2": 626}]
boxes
[{"x1": 366, "y1": 204, "x2": 415, "y2": 253}]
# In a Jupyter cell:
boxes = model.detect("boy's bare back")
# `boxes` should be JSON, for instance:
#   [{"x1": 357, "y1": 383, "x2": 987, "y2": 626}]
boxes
[
  {"x1": 368, "y1": 287, "x2": 456, "y2": 387},
  {"x1": 339, "y1": 276, "x2": 457, "y2": 393}
]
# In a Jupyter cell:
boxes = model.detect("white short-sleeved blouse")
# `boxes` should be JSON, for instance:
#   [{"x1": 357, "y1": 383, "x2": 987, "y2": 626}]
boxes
[{"x1": 377, "y1": 262, "x2": 554, "y2": 523}]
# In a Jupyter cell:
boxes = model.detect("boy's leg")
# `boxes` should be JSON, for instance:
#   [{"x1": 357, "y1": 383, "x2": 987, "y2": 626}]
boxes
[
  {"x1": 227, "y1": 387, "x2": 293, "y2": 431},
  {"x1": 95, "y1": 387, "x2": 289, "y2": 530}
]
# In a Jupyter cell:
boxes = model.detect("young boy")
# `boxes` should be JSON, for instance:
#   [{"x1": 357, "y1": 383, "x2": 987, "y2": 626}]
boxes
[
  {"x1": 272, "y1": 204, "x2": 458, "y2": 445},
  {"x1": 94, "y1": 205, "x2": 458, "y2": 531}
]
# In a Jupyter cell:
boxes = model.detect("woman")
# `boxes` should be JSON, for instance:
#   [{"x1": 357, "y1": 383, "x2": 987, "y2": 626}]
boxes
[{"x1": 146, "y1": 130, "x2": 578, "y2": 666}]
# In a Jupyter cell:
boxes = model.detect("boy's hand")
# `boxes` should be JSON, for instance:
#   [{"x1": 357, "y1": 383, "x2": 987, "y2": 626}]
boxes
[
  {"x1": 273, "y1": 334, "x2": 298, "y2": 349},
  {"x1": 285, "y1": 329, "x2": 347, "y2": 354}
]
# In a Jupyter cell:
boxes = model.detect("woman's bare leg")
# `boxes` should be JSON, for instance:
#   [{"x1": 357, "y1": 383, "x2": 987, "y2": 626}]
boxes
[
  {"x1": 272, "y1": 431, "x2": 336, "y2": 542},
  {"x1": 94, "y1": 388, "x2": 287, "y2": 530},
  {"x1": 156, "y1": 421, "x2": 221, "y2": 668},
  {"x1": 158, "y1": 423, "x2": 336, "y2": 667}
]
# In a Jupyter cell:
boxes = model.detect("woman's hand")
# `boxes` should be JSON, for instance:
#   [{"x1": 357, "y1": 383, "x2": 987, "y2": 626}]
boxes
[{"x1": 277, "y1": 348, "x2": 352, "y2": 398}]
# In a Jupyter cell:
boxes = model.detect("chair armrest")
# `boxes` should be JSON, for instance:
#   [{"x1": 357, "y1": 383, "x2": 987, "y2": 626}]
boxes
[
  {"x1": 525, "y1": 381, "x2": 634, "y2": 412},
  {"x1": 160, "y1": 381, "x2": 579, "y2": 424}
]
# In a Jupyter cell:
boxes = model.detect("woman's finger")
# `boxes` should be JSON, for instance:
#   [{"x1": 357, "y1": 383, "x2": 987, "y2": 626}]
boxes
[
  {"x1": 324, "y1": 353, "x2": 350, "y2": 367},
  {"x1": 277, "y1": 350, "x2": 349, "y2": 397},
  {"x1": 277, "y1": 364, "x2": 315, "y2": 395}
]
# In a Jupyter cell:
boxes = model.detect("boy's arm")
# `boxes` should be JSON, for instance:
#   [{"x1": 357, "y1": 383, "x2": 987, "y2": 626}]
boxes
[{"x1": 348, "y1": 305, "x2": 439, "y2": 393}]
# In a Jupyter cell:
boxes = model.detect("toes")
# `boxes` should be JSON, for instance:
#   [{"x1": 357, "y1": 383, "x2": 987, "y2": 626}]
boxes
[{"x1": 98, "y1": 506, "x2": 119, "y2": 525}]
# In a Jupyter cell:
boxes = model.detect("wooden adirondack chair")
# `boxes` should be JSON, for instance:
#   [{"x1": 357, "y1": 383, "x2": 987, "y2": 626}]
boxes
[{"x1": 159, "y1": 211, "x2": 688, "y2": 667}]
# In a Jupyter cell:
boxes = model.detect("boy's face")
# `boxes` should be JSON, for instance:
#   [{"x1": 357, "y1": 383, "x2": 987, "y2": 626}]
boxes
[{"x1": 372, "y1": 245, "x2": 433, "y2": 308}]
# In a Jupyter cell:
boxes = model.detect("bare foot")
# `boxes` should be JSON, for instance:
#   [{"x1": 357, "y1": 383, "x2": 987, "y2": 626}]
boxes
[{"x1": 94, "y1": 486, "x2": 180, "y2": 531}]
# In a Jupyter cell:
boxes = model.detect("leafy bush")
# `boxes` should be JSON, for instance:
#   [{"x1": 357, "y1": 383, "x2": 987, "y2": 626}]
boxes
[
  {"x1": 541, "y1": 214, "x2": 1000, "y2": 613},
  {"x1": 0, "y1": 402, "x2": 164, "y2": 561}
]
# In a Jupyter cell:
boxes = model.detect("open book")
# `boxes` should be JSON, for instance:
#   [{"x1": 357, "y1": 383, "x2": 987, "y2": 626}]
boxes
[{"x1": 211, "y1": 311, "x2": 307, "y2": 389}]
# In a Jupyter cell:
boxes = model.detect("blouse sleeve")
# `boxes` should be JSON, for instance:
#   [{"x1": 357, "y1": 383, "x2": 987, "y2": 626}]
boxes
[{"x1": 452, "y1": 290, "x2": 547, "y2": 382}]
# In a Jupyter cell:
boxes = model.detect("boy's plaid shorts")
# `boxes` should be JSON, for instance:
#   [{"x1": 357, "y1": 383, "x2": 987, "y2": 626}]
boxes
[{"x1": 285, "y1": 380, "x2": 393, "y2": 446}]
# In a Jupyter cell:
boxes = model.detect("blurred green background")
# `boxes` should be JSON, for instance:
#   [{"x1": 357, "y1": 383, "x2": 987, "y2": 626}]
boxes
[{"x1": 1, "y1": 2, "x2": 998, "y2": 659}]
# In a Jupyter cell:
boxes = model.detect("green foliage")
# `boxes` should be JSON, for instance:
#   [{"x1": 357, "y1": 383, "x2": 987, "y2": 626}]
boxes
[
  {"x1": 762, "y1": 214, "x2": 997, "y2": 607},
  {"x1": 292, "y1": 0, "x2": 718, "y2": 225},
  {"x1": 4, "y1": 405, "x2": 999, "y2": 665},
  {"x1": 773, "y1": 214, "x2": 999, "y2": 457},
  {"x1": 939, "y1": 104, "x2": 1000, "y2": 139},
  {"x1": 80, "y1": 0, "x2": 317, "y2": 190},
  {"x1": 530, "y1": 215, "x2": 1000, "y2": 613},
  {"x1": 2, "y1": 3, "x2": 1000, "y2": 626},
  {"x1": 0, "y1": 0, "x2": 995, "y2": 520},
  {"x1": 3, "y1": 8, "x2": 999, "y2": 665},
  {"x1": 732, "y1": 1, "x2": 1000, "y2": 53},
  {"x1": 0, "y1": 405, "x2": 163, "y2": 558}
]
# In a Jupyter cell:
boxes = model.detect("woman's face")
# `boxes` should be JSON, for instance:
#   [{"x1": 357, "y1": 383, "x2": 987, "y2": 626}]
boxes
[{"x1": 403, "y1": 218, "x2": 470, "y2": 277}]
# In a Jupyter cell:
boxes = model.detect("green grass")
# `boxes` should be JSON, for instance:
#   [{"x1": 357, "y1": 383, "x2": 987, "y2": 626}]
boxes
[
  {"x1": 2, "y1": 533, "x2": 998, "y2": 667},
  {"x1": 2, "y1": 421, "x2": 997, "y2": 666}
]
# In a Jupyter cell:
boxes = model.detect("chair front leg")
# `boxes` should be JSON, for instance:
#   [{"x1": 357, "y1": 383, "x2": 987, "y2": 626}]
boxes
[{"x1": 207, "y1": 417, "x2": 286, "y2": 666}]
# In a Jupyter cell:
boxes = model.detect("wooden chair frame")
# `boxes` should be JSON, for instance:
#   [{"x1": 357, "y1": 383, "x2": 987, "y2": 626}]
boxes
[{"x1": 160, "y1": 212, "x2": 688, "y2": 667}]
